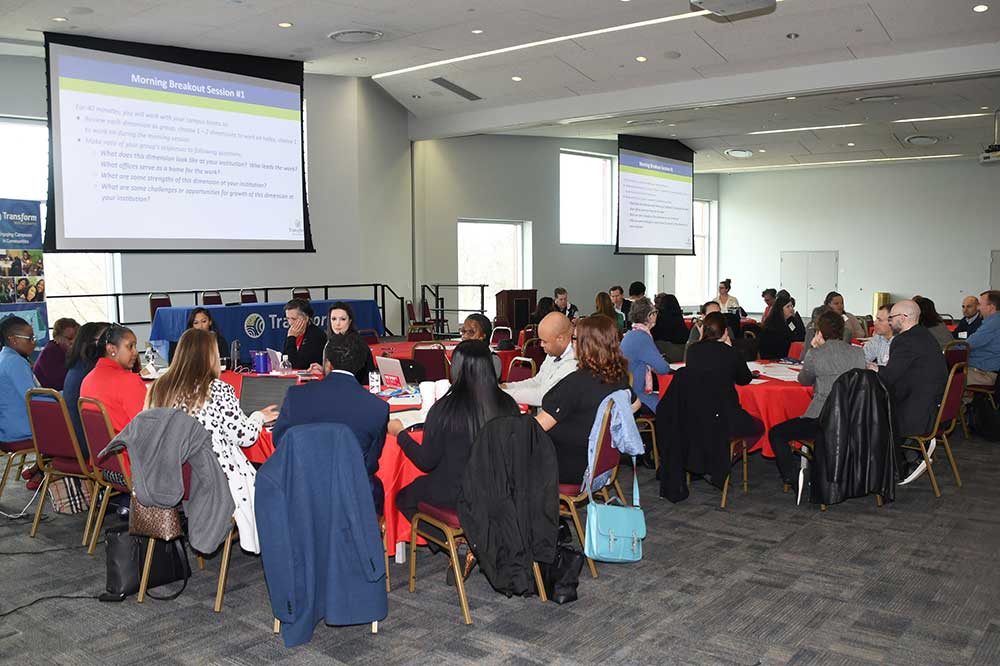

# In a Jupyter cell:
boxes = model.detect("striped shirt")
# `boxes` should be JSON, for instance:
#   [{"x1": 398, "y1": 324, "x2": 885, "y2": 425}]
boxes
[{"x1": 863, "y1": 335, "x2": 892, "y2": 366}]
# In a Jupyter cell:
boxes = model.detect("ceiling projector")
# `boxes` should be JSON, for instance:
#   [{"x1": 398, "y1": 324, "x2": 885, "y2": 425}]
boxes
[
  {"x1": 980, "y1": 110, "x2": 999, "y2": 166},
  {"x1": 690, "y1": 0, "x2": 777, "y2": 16}
]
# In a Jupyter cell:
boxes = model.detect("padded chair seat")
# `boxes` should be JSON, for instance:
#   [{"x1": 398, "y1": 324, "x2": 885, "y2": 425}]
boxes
[
  {"x1": 636, "y1": 406, "x2": 656, "y2": 419},
  {"x1": 559, "y1": 483, "x2": 584, "y2": 497},
  {"x1": 967, "y1": 384, "x2": 996, "y2": 391},
  {"x1": 0, "y1": 438, "x2": 33, "y2": 453},
  {"x1": 416, "y1": 501, "x2": 461, "y2": 529},
  {"x1": 48, "y1": 456, "x2": 88, "y2": 475}
]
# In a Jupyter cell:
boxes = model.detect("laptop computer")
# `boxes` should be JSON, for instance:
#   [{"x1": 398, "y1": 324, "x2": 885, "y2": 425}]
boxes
[
  {"x1": 239, "y1": 375, "x2": 297, "y2": 416},
  {"x1": 375, "y1": 355, "x2": 409, "y2": 390}
]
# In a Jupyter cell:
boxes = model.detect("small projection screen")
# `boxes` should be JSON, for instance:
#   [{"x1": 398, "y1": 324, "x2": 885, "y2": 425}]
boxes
[
  {"x1": 616, "y1": 135, "x2": 694, "y2": 256},
  {"x1": 44, "y1": 33, "x2": 312, "y2": 252}
]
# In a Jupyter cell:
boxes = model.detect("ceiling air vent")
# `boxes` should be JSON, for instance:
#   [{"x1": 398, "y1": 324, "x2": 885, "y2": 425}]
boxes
[
  {"x1": 429, "y1": 77, "x2": 482, "y2": 102},
  {"x1": 328, "y1": 29, "x2": 383, "y2": 43}
]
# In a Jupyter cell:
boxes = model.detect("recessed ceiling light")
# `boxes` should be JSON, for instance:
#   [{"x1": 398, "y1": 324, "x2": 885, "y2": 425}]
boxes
[
  {"x1": 857, "y1": 94, "x2": 900, "y2": 103},
  {"x1": 353, "y1": 56, "x2": 367, "y2": 62},
  {"x1": 471, "y1": 29, "x2": 484, "y2": 34},
  {"x1": 892, "y1": 113, "x2": 989, "y2": 123},
  {"x1": 847, "y1": 142, "x2": 856, "y2": 147},
  {"x1": 981, "y1": 106, "x2": 991, "y2": 110},
  {"x1": 511, "y1": 76, "x2": 522, "y2": 82},
  {"x1": 748, "y1": 123, "x2": 865, "y2": 135},
  {"x1": 905, "y1": 135, "x2": 940, "y2": 146},
  {"x1": 759, "y1": 149, "x2": 767, "y2": 153},
  {"x1": 51, "y1": 16, "x2": 68, "y2": 22},
  {"x1": 328, "y1": 29, "x2": 383, "y2": 43},
  {"x1": 277, "y1": 21, "x2": 293, "y2": 28},
  {"x1": 786, "y1": 96, "x2": 797, "y2": 100},
  {"x1": 667, "y1": 123, "x2": 677, "y2": 127},
  {"x1": 973, "y1": 4, "x2": 989, "y2": 13},
  {"x1": 725, "y1": 148, "x2": 754, "y2": 158},
  {"x1": 786, "y1": 32, "x2": 799, "y2": 39},
  {"x1": 635, "y1": 55, "x2": 647, "y2": 62}
]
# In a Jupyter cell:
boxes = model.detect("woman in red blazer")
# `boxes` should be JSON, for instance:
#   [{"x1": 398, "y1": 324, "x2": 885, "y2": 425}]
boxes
[{"x1": 80, "y1": 324, "x2": 146, "y2": 433}]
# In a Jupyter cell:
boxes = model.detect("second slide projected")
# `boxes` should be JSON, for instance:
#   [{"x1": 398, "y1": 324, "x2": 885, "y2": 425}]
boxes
[{"x1": 618, "y1": 149, "x2": 693, "y2": 254}]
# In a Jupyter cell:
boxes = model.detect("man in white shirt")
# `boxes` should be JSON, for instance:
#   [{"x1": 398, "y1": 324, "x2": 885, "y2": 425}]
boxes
[
  {"x1": 502, "y1": 312, "x2": 577, "y2": 406},
  {"x1": 863, "y1": 303, "x2": 893, "y2": 366}
]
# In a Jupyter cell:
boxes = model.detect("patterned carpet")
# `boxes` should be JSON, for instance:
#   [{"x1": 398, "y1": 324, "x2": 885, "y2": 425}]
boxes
[{"x1": 1, "y1": 430, "x2": 999, "y2": 666}]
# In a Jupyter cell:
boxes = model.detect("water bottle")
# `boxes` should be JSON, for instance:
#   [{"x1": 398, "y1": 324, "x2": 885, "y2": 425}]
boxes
[{"x1": 368, "y1": 371, "x2": 381, "y2": 394}]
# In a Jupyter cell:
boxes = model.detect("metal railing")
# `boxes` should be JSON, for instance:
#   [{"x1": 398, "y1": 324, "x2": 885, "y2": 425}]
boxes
[
  {"x1": 45, "y1": 282, "x2": 406, "y2": 336},
  {"x1": 419, "y1": 283, "x2": 487, "y2": 334}
]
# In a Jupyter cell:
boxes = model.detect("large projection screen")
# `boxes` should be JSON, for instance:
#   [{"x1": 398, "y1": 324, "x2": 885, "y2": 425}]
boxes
[
  {"x1": 44, "y1": 33, "x2": 312, "y2": 252},
  {"x1": 616, "y1": 135, "x2": 694, "y2": 256}
]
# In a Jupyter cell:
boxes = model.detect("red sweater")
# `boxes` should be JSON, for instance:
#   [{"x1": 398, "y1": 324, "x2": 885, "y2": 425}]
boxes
[{"x1": 80, "y1": 357, "x2": 147, "y2": 433}]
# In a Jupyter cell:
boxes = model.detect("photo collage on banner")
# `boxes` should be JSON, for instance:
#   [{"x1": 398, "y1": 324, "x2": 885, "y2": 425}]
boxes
[{"x1": 0, "y1": 198, "x2": 49, "y2": 353}]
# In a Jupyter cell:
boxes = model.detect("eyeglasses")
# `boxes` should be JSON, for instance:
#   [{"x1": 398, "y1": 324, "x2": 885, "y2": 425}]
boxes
[
  {"x1": 12, "y1": 334, "x2": 35, "y2": 342},
  {"x1": 887, "y1": 313, "x2": 907, "y2": 320}
]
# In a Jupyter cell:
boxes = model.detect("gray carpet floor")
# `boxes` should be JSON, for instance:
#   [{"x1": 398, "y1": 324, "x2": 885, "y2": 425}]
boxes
[{"x1": 2, "y1": 431, "x2": 999, "y2": 666}]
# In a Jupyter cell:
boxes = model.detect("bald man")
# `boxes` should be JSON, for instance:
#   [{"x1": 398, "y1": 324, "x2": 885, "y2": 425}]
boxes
[
  {"x1": 875, "y1": 299, "x2": 947, "y2": 484},
  {"x1": 954, "y1": 295, "x2": 983, "y2": 339},
  {"x1": 502, "y1": 312, "x2": 577, "y2": 406}
]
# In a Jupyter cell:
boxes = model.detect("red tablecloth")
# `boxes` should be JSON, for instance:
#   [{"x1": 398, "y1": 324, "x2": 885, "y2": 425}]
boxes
[
  {"x1": 370, "y1": 341, "x2": 519, "y2": 381},
  {"x1": 788, "y1": 341, "x2": 804, "y2": 359},
  {"x1": 379, "y1": 431, "x2": 426, "y2": 554},
  {"x1": 657, "y1": 369, "x2": 813, "y2": 457}
]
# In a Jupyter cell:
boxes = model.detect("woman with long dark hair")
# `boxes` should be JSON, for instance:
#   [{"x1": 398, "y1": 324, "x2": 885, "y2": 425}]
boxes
[
  {"x1": 63, "y1": 321, "x2": 110, "y2": 451},
  {"x1": 388, "y1": 340, "x2": 519, "y2": 518},
  {"x1": 536, "y1": 316, "x2": 639, "y2": 484},
  {"x1": 319, "y1": 300, "x2": 376, "y2": 383},
  {"x1": 758, "y1": 293, "x2": 797, "y2": 359},
  {"x1": 529, "y1": 297, "x2": 556, "y2": 326},
  {"x1": 651, "y1": 293, "x2": 689, "y2": 344},
  {"x1": 592, "y1": 291, "x2": 623, "y2": 330},
  {"x1": 914, "y1": 296, "x2": 953, "y2": 349},
  {"x1": 169, "y1": 307, "x2": 228, "y2": 363}
]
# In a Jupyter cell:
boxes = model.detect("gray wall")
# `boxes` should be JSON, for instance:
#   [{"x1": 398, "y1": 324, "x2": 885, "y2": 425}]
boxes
[
  {"x1": 717, "y1": 159, "x2": 1000, "y2": 317},
  {"x1": 413, "y1": 134, "x2": 646, "y2": 320},
  {"x1": 0, "y1": 56, "x2": 46, "y2": 118}
]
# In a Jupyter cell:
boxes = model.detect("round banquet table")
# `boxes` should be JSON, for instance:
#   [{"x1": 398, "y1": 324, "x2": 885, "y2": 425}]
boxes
[
  {"x1": 369, "y1": 340, "x2": 520, "y2": 381},
  {"x1": 656, "y1": 366, "x2": 813, "y2": 457}
]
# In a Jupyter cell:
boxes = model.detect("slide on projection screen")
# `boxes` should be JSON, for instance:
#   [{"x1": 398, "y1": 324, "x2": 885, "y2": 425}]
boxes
[
  {"x1": 44, "y1": 33, "x2": 312, "y2": 252},
  {"x1": 616, "y1": 135, "x2": 694, "y2": 256}
]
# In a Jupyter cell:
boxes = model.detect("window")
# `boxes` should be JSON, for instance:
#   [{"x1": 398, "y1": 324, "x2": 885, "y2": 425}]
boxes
[
  {"x1": 457, "y1": 219, "x2": 531, "y2": 322},
  {"x1": 559, "y1": 150, "x2": 616, "y2": 245},
  {"x1": 0, "y1": 119, "x2": 116, "y2": 325},
  {"x1": 673, "y1": 200, "x2": 718, "y2": 307}
]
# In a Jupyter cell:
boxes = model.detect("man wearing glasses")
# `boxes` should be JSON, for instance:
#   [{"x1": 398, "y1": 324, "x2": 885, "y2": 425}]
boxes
[
  {"x1": 0, "y1": 316, "x2": 39, "y2": 448},
  {"x1": 872, "y1": 300, "x2": 947, "y2": 484}
]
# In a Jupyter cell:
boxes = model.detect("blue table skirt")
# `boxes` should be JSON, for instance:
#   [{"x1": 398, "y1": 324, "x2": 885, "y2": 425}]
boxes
[{"x1": 150, "y1": 299, "x2": 384, "y2": 362}]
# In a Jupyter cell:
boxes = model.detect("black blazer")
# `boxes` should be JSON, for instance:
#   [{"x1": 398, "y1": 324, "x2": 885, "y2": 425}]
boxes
[
  {"x1": 758, "y1": 323, "x2": 793, "y2": 360},
  {"x1": 954, "y1": 314, "x2": 983, "y2": 339},
  {"x1": 878, "y1": 325, "x2": 947, "y2": 438},
  {"x1": 684, "y1": 340, "x2": 753, "y2": 419},
  {"x1": 272, "y1": 371, "x2": 389, "y2": 512},
  {"x1": 283, "y1": 323, "x2": 326, "y2": 370},
  {"x1": 652, "y1": 311, "x2": 690, "y2": 344}
]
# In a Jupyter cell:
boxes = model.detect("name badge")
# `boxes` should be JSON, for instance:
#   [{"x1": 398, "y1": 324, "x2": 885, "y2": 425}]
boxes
[
  {"x1": 788, "y1": 322, "x2": 796, "y2": 332},
  {"x1": 958, "y1": 332, "x2": 968, "y2": 339}
]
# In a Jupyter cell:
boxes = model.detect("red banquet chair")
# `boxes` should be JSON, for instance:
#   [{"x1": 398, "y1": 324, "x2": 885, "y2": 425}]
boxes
[
  {"x1": 506, "y1": 357, "x2": 536, "y2": 383},
  {"x1": 240, "y1": 289, "x2": 258, "y2": 304},
  {"x1": 148, "y1": 293, "x2": 172, "y2": 321},
  {"x1": 291, "y1": 287, "x2": 311, "y2": 301},
  {"x1": 78, "y1": 397, "x2": 131, "y2": 554},
  {"x1": 490, "y1": 326, "x2": 513, "y2": 345},
  {"x1": 421, "y1": 300, "x2": 450, "y2": 333},
  {"x1": 558, "y1": 403, "x2": 626, "y2": 579},
  {"x1": 944, "y1": 340, "x2": 970, "y2": 371},
  {"x1": 25, "y1": 388, "x2": 94, "y2": 541},
  {"x1": 901, "y1": 361, "x2": 967, "y2": 497},
  {"x1": 522, "y1": 337, "x2": 546, "y2": 370},
  {"x1": 201, "y1": 290, "x2": 224, "y2": 306},
  {"x1": 406, "y1": 327, "x2": 434, "y2": 342},
  {"x1": 413, "y1": 344, "x2": 449, "y2": 381},
  {"x1": 0, "y1": 437, "x2": 35, "y2": 503},
  {"x1": 358, "y1": 328, "x2": 380, "y2": 345}
]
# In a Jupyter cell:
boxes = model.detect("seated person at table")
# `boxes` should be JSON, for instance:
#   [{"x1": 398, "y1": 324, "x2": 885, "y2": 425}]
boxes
[
  {"x1": 529, "y1": 297, "x2": 556, "y2": 326},
  {"x1": 768, "y1": 311, "x2": 866, "y2": 485},
  {"x1": 64, "y1": 321, "x2": 110, "y2": 453},
  {"x1": 169, "y1": 308, "x2": 229, "y2": 364},
  {"x1": 502, "y1": 312, "x2": 577, "y2": 407},
  {"x1": 621, "y1": 297, "x2": 671, "y2": 413},
  {"x1": 609, "y1": 285, "x2": 628, "y2": 322},
  {"x1": 781, "y1": 292, "x2": 806, "y2": 342},
  {"x1": 0, "y1": 317, "x2": 38, "y2": 448},
  {"x1": 273, "y1": 334, "x2": 389, "y2": 512},
  {"x1": 914, "y1": 296, "x2": 954, "y2": 349},
  {"x1": 822, "y1": 291, "x2": 867, "y2": 341},
  {"x1": 387, "y1": 340, "x2": 519, "y2": 519},
  {"x1": 716, "y1": 278, "x2": 740, "y2": 313},
  {"x1": 592, "y1": 291, "x2": 624, "y2": 331},
  {"x1": 323, "y1": 301, "x2": 376, "y2": 384},
  {"x1": 967, "y1": 290, "x2": 1000, "y2": 388},
  {"x1": 282, "y1": 299, "x2": 325, "y2": 370},
  {"x1": 954, "y1": 295, "x2": 983, "y2": 339},
  {"x1": 685, "y1": 312, "x2": 763, "y2": 442},
  {"x1": 872, "y1": 300, "x2": 947, "y2": 483},
  {"x1": 461, "y1": 313, "x2": 502, "y2": 378},
  {"x1": 758, "y1": 293, "x2": 798, "y2": 360},
  {"x1": 863, "y1": 303, "x2": 894, "y2": 366},
  {"x1": 761, "y1": 288, "x2": 777, "y2": 321},
  {"x1": 554, "y1": 287, "x2": 579, "y2": 321},
  {"x1": 146, "y1": 329, "x2": 278, "y2": 554},
  {"x1": 80, "y1": 324, "x2": 147, "y2": 434},
  {"x1": 535, "y1": 316, "x2": 639, "y2": 485},
  {"x1": 33, "y1": 317, "x2": 78, "y2": 390},
  {"x1": 686, "y1": 301, "x2": 737, "y2": 352},
  {"x1": 651, "y1": 293, "x2": 690, "y2": 346}
]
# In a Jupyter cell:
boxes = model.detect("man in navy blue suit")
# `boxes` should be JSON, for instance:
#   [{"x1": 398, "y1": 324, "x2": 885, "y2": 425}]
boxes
[{"x1": 273, "y1": 332, "x2": 389, "y2": 513}]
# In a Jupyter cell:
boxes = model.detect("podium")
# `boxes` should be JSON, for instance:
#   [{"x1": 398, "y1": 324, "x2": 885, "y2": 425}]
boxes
[{"x1": 495, "y1": 289, "x2": 536, "y2": 335}]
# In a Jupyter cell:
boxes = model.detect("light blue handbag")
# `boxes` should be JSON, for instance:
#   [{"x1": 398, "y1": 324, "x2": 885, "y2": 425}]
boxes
[{"x1": 583, "y1": 457, "x2": 646, "y2": 563}]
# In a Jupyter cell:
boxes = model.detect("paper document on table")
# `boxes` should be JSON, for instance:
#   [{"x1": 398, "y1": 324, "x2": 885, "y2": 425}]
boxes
[
  {"x1": 750, "y1": 379, "x2": 768, "y2": 385},
  {"x1": 394, "y1": 408, "x2": 427, "y2": 429}
]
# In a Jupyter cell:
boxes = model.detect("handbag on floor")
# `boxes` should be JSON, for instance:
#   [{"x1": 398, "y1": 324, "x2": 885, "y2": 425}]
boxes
[
  {"x1": 584, "y1": 457, "x2": 646, "y2": 563},
  {"x1": 100, "y1": 525, "x2": 191, "y2": 601},
  {"x1": 540, "y1": 546, "x2": 585, "y2": 604},
  {"x1": 47, "y1": 477, "x2": 91, "y2": 514}
]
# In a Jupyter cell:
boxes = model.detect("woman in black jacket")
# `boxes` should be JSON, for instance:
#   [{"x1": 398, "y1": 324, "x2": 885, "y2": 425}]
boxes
[
  {"x1": 685, "y1": 312, "x2": 763, "y2": 439},
  {"x1": 324, "y1": 300, "x2": 377, "y2": 383},
  {"x1": 758, "y1": 293, "x2": 797, "y2": 360},
  {"x1": 388, "y1": 340, "x2": 519, "y2": 518},
  {"x1": 651, "y1": 293, "x2": 690, "y2": 344}
]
